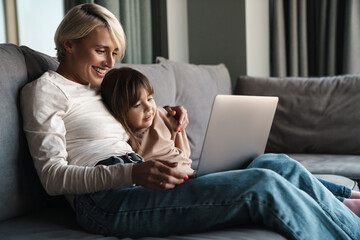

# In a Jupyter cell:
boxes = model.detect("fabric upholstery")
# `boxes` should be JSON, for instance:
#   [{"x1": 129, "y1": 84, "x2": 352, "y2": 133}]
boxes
[
  {"x1": 235, "y1": 75, "x2": 360, "y2": 154},
  {"x1": 0, "y1": 206, "x2": 286, "y2": 240},
  {"x1": 0, "y1": 44, "x2": 58, "y2": 221},
  {"x1": 156, "y1": 57, "x2": 232, "y2": 164},
  {"x1": 315, "y1": 173, "x2": 359, "y2": 191},
  {"x1": 20, "y1": 46, "x2": 59, "y2": 81},
  {"x1": 290, "y1": 154, "x2": 360, "y2": 181}
]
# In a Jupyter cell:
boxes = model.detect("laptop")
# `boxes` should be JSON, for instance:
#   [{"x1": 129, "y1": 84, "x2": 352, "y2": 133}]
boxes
[{"x1": 195, "y1": 95, "x2": 278, "y2": 176}]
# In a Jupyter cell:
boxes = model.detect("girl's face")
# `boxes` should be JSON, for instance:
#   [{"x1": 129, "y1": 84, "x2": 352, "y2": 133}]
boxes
[
  {"x1": 63, "y1": 26, "x2": 119, "y2": 86},
  {"x1": 127, "y1": 87, "x2": 157, "y2": 131}
]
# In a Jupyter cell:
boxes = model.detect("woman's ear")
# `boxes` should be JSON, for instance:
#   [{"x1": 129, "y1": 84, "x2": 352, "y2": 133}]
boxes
[{"x1": 63, "y1": 39, "x2": 74, "y2": 53}]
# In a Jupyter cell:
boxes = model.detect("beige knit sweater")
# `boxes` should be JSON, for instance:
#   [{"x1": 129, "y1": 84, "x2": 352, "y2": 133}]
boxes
[{"x1": 135, "y1": 108, "x2": 194, "y2": 176}]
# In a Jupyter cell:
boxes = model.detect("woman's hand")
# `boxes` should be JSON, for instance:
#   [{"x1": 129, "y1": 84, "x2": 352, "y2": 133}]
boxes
[
  {"x1": 132, "y1": 160, "x2": 189, "y2": 190},
  {"x1": 165, "y1": 105, "x2": 189, "y2": 132}
]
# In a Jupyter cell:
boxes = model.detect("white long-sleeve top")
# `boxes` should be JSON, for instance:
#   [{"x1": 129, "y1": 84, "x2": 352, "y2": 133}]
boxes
[{"x1": 20, "y1": 70, "x2": 134, "y2": 196}]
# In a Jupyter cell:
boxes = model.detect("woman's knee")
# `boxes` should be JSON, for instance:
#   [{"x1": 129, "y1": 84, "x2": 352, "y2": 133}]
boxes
[
  {"x1": 197, "y1": 169, "x2": 281, "y2": 192},
  {"x1": 245, "y1": 169, "x2": 289, "y2": 194},
  {"x1": 249, "y1": 153, "x2": 300, "y2": 169}
]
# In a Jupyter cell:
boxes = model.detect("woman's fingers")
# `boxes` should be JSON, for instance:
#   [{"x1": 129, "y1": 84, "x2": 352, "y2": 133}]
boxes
[
  {"x1": 173, "y1": 106, "x2": 189, "y2": 131},
  {"x1": 132, "y1": 160, "x2": 188, "y2": 190},
  {"x1": 165, "y1": 106, "x2": 189, "y2": 132}
]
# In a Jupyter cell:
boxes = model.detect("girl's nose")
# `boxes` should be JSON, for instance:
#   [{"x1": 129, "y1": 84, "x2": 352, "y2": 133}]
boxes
[{"x1": 144, "y1": 103, "x2": 152, "y2": 112}]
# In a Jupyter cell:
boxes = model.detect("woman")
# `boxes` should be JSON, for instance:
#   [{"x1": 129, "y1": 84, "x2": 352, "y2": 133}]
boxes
[{"x1": 20, "y1": 3, "x2": 360, "y2": 240}]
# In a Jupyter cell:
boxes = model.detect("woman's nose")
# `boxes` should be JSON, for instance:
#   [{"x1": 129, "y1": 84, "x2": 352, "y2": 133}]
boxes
[{"x1": 104, "y1": 55, "x2": 115, "y2": 68}]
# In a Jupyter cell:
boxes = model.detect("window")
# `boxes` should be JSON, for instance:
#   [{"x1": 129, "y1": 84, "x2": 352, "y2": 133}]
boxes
[
  {"x1": 16, "y1": 0, "x2": 64, "y2": 57},
  {"x1": 0, "y1": 0, "x2": 6, "y2": 43}
]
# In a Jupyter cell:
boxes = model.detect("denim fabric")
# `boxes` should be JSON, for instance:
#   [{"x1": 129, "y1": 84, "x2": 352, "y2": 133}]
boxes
[
  {"x1": 318, "y1": 178, "x2": 352, "y2": 202},
  {"x1": 95, "y1": 153, "x2": 144, "y2": 166},
  {"x1": 74, "y1": 154, "x2": 360, "y2": 240}
]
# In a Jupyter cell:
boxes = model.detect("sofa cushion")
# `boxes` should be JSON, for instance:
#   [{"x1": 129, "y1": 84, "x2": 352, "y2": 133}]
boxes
[
  {"x1": 20, "y1": 46, "x2": 59, "y2": 81},
  {"x1": 0, "y1": 206, "x2": 287, "y2": 240},
  {"x1": 315, "y1": 173, "x2": 359, "y2": 191},
  {"x1": 235, "y1": 75, "x2": 360, "y2": 154},
  {"x1": 0, "y1": 44, "x2": 59, "y2": 221},
  {"x1": 156, "y1": 57, "x2": 232, "y2": 165},
  {"x1": 290, "y1": 154, "x2": 360, "y2": 181},
  {"x1": 116, "y1": 63, "x2": 177, "y2": 107}
]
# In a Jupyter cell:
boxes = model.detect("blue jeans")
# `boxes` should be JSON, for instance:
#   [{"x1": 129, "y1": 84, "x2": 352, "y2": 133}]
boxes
[
  {"x1": 318, "y1": 178, "x2": 352, "y2": 202},
  {"x1": 74, "y1": 154, "x2": 360, "y2": 240}
]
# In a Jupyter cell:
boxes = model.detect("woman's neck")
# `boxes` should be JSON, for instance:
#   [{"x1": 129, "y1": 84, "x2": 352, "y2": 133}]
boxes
[{"x1": 56, "y1": 62, "x2": 73, "y2": 81}]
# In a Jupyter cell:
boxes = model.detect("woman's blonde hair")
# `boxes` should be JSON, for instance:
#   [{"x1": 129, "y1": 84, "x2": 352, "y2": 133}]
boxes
[
  {"x1": 54, "y1": 3, "x2": 126, "y2": 62},
  {"x1": 101, "y1": 67, "x2": 154, "y2": 153}
]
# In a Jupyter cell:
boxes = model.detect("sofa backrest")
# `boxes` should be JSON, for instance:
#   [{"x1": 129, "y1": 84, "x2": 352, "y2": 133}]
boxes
[
  {"x1": 156, "y1": 57, "x2": 232, "y2": 165},
  {"x1": 235, "y1": 75, "x2": 360, "y2": 154},
  {"x1": 0, "y1": 44, "x2": 59, "y2": 221}
]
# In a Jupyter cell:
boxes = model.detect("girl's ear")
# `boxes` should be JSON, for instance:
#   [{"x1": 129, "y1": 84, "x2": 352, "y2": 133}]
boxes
[{"x1": 63, "y1": 39, "x2": 74, "y2": 53}]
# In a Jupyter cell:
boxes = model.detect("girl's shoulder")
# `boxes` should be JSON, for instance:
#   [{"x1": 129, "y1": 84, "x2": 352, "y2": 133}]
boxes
[
  {"x1": 155, "y1": 107, "x2": 177, "y2": 129},
  {"x1": 156, "y1": 107, "x2": 168, "y2": 116}
]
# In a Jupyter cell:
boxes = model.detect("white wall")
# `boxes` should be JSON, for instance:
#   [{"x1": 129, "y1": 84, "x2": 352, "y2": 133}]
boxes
[
  {"x1": 3, "y1": 0, "x2": 18, "y2": 44},
  {"x1": 245, "y1": 0, "x2": 270, "y2": 77},
  {"x1": 0, "y1": 0, "x2": 6, "y2": 43},
  {"x1": 166, "y1": 0, "x2": 189, "y2": 62}
]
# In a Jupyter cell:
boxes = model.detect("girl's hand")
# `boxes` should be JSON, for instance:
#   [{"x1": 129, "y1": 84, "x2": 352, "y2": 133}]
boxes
[
  {"x1": 165, "y1": 105, "x2": 189, "y2": 132},
  {"x1": 131, "y1": 160, "x2": 188, "y2": 190}
]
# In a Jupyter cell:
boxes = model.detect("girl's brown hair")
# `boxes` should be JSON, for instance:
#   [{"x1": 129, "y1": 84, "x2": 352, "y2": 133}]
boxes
[{"x1": 101, "y1": 67, "x2": 154, "y2": 153}]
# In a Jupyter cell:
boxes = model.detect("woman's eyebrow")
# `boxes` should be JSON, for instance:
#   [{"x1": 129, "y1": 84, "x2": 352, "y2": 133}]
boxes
[
  {"x1": 96, "y1": 45, "x2": 108, "y2": 48},
  {"x1": 95, "y1": 45, "x2": 119, "y2": 51}
]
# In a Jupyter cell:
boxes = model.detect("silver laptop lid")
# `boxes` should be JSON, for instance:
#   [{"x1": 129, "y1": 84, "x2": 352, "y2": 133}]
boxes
[{"x1": 196, "y1": 95, "x2": 278, "y2": 176}]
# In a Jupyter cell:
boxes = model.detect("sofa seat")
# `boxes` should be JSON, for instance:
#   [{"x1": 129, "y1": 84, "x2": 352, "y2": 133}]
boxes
[
  {"x1": 290, "y1": 154, "x2": 360, "y2": 182},
  {"x1": 0, "y1": 205, "x2": 287, "y2": 240}
]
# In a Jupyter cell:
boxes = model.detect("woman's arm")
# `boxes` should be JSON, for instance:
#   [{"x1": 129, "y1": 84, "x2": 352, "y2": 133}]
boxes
[
  {"x1": 20, "y1": 79, "x2": 133, "y2": 195},
  {"x1": 164, "y1": 105, "x2": 189, "y2": 132}
]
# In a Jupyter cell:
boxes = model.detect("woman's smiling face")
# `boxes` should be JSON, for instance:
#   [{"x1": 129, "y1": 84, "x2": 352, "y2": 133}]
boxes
[{"x1": 64, "y1": 26, "x2": 119, "y2": 86}]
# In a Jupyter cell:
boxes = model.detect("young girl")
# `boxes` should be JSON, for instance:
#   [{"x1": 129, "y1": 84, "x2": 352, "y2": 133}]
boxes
[{"x1": 101, "y1": 67, "x2": 195, "y2": 177}]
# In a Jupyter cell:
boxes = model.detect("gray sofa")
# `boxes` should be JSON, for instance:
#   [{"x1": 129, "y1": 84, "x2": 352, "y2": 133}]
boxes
[{"x1": 0, "y1": 43, "x2": 359, "y2": 239}]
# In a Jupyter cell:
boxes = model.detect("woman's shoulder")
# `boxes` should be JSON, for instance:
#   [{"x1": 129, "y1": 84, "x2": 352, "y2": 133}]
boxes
[
  {"x1": 22, "y1": 70, "x2": 64, "y2": 94},
  {"x1": 22, "y1": 70, "x2": 94, "y2": 101},
  {"x1": 21, "y1": 70, "x2": 70, "y2": 109}
]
